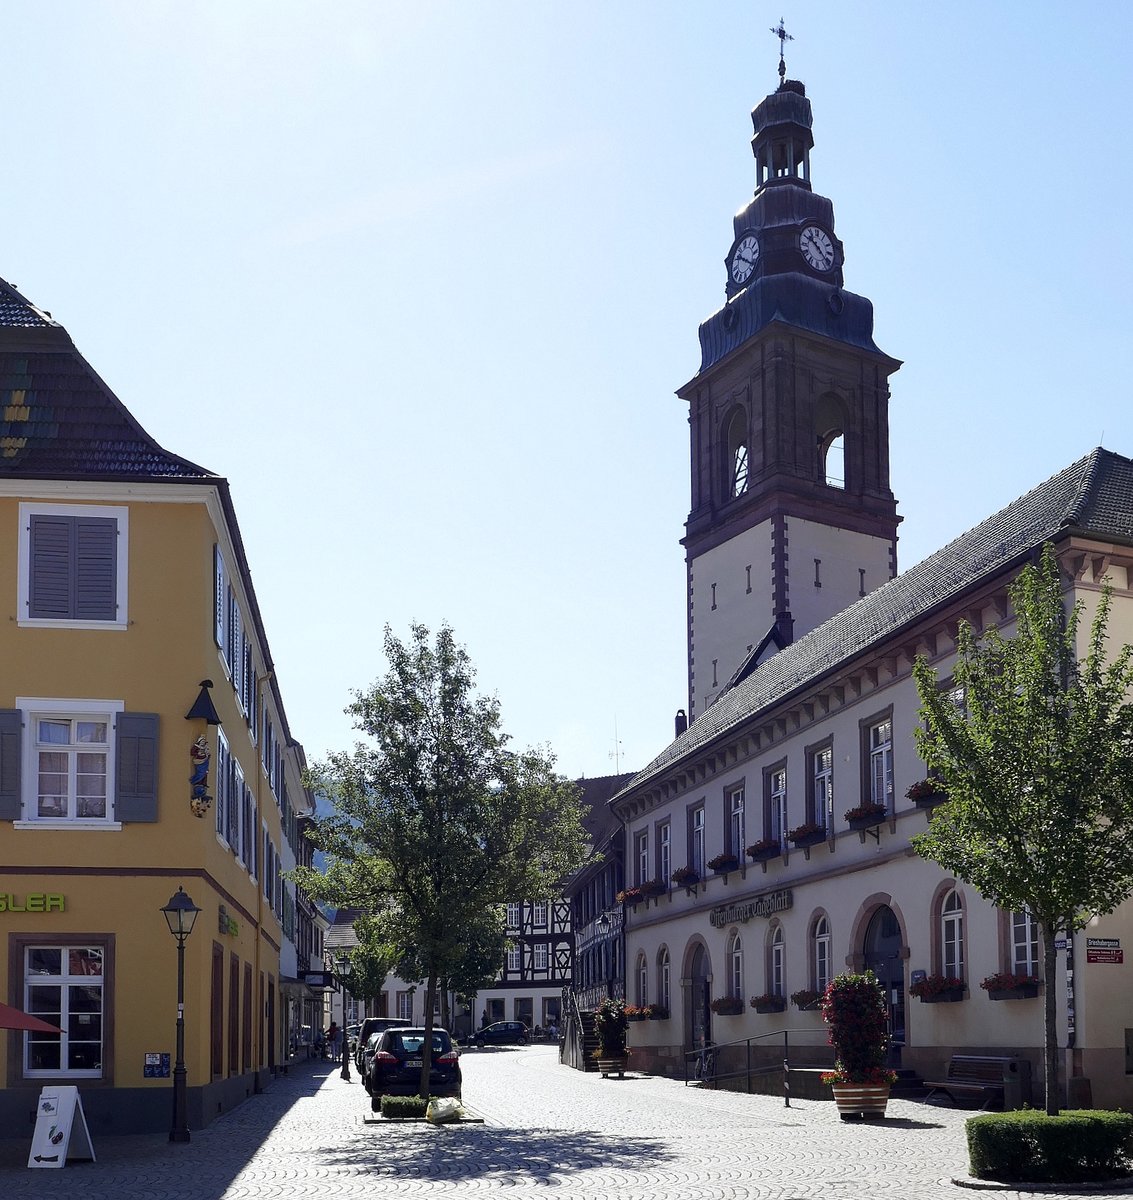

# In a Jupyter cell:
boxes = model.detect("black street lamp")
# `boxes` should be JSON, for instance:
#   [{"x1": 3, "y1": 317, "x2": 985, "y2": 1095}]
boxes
[
  {"x1": 161, "y1": 886, "x2": 201, "y2": 1143},
  {"x1": 334, "y1": 953, "x2": 354, "y2": 1082}
]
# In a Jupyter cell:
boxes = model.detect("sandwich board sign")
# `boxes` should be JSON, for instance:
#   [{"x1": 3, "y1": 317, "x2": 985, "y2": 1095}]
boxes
[{"x1": 28, "y1": 1085, "x2": 95, "y2": 1168}]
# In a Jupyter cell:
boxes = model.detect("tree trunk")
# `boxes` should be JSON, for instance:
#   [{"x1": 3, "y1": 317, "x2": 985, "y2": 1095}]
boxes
[
  {"x1": 1041, "y1": 922, "x2": 1060, "y2": 1116},
  {"x1": 418, "y1": 974, "x2": 438, "y2": 1099},
  {"x1": 440, "y1": 978, "x2": 450, "y2": 1031}
]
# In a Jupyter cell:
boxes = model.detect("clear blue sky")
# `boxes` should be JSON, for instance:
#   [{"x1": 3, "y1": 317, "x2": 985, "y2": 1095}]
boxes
[{"x1": 4, "y1": 2, "x2": 1131, "y2": 781}]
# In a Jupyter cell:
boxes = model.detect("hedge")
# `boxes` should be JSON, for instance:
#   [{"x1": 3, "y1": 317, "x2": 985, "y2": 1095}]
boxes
[{"x1": 967, "y1": 1110, "x2": 1133, "y2": 1182}]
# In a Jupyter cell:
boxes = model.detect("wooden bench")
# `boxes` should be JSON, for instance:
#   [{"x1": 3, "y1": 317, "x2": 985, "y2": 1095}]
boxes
[{"x1": 923, "y1": 1055, "x2": 1014, "y2": 1109}]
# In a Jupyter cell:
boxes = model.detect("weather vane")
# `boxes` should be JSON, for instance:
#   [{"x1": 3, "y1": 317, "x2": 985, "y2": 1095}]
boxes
[{"x1": 770, "y1": 17, "x2": 793, "y2": 82}]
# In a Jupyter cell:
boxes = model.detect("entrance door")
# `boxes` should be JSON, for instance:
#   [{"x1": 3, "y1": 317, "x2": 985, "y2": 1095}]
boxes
[
  {"x1": 687, "y1": 944, "x2": 711, "y2": 1052},
  {"x1": 863, "y1": 905, "x2": 905, "y2": 1062}
]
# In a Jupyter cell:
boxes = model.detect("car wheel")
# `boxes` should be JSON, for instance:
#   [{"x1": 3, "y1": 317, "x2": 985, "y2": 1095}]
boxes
[
  {"x1": 518, "y1": 1034, "x2": 528, "y2": 1045},
  {"x1": 370, "y1": 1097, "x2": 380, "y2": 1113}
]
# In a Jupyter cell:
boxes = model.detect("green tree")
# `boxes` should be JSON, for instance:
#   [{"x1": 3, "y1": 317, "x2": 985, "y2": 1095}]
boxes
[
  {"x1": 912, "y1": 544, "x2": 1133, "y2": 1115},
  {"x1": 294, "y1": 623, "x2": 589, "y2": 1097}
]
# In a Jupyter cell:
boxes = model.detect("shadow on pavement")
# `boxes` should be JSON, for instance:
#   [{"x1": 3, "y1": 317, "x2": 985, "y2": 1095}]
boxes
[{"x1": 326, "y1": 1124, "x2": 673, "y2": 1185}]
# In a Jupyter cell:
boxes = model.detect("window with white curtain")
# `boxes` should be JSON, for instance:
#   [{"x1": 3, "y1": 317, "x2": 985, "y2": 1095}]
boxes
[{"x1": 942, "y1": 890, "x2": 964, "y2": 979}]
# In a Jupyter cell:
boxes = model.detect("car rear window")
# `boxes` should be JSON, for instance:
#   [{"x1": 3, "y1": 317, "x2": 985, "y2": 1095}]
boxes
[{"x1": 390, "y1": 1033, "x2": 449, "y2": 1054}]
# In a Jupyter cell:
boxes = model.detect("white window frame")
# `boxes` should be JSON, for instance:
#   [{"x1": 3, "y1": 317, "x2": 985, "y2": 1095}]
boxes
[
  {"x1": 17, "y1": 502, "x2": 129, "y2": 630},
  {"x1": 770, "y1": 926, "x2": 784, "y2": 997},
  {"x1": 768, "y1": 767, "x2": 787, "y2": 846},
  {"x1": 691, "y1": 804, "x2": 705, "y2": 875},
  {"x1": 532, "y1": 942, "x2": 548, "y2": 972},
  {"x1": 1012, "y1": 911, "x2": 1039, "y2": 977},
  {"x1": 532, "y1": 902, "x2": 548, "y2": 927},
  {"x1": 811, "y1": 746, "x2": 833, "y2": 832},
  {"x1": 634, "y1": 830, "x2": 649, "y2": 885},
  {"x1": 813, "y1": 916, "x2": 831, "y2": 994},
  {"x1": 23, "y1": 943, "x2": 105, "y2": 1079},
  {"x1": 728, "y1": 931, "x2": 744, "y2": 1000},
  {"x1": 942, "y1": 890, "x2": 964, "y2": 979},
  {"x1": 396, "y1": 991, "x2": 413, "y2": 1022},
  {"x1": 636, "y1": 952, "x2": 648, "y2": 1007},
  {"x1": 728, "y1": 784, "x2": 745, "y2": 856},
  {"x1": 869, "y1": 718, "x2": 894, "y2": 810},
  {"x1": 658, "y1": 948, "x2": 670, "y2": 1012},
  {"x1": 506, "y1": 945, "x2": 521, "y2": 972},
  {"x1": 15, "y1": 698, "x2": 123, "y2": 828},
  {"x1": 658, "y1": 821, "x2": 671, "y2": 883},
  {"x1": 506, "y1": 903, "x2": 521, "y2": 930}
]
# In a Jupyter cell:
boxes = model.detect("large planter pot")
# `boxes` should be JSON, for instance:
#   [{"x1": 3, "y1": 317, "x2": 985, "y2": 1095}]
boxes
[
  {"x1": 752, "y1": 998, "x2": 786, "y2": 1014},
  {"x1": 789, "y1": 829, "x2": 826, "y2": 849},
  {"x1": 625, "y1": 1013, "x2": 647, "y2": 1022},
  {"x1": 596, "y1": 1057, "x2": 628, "y2": 1079},
  {"x1": 847, "y1": 812, "x2": 886, "y2": 832},
  {"x1": 747, "y1": 845, "x2": 781, "y2": 863},
  {"x1": 912, "y1": 791, "x2": 948, "y2": 809},
  {"x1": 987, "y1": 985, "x2": 1039, "y2": 1001},
  {"x1": 830, "y1": 1082, "x2": 891, "y2": 1121}
]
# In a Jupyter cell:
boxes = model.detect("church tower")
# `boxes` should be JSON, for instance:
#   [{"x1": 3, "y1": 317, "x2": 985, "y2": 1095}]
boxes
[{"x1": 680, "y1": 41, "x2": 901, "y2": 720}]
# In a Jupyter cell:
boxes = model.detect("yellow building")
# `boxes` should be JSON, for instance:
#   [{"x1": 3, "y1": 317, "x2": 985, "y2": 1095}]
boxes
[{"x1": 0, "y1": 277, "x2": 315, "y2": 1134}]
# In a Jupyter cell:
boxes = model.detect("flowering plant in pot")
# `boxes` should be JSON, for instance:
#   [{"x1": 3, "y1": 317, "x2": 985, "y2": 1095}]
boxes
[
  {"x1": 615, "y1": 886, "x2": 643, "y2": 905},
  {"x1": 787, "y1": 821, "x2": 826, "y2": 846},
  {"x1": 624, "y1": 1004, "x2": 649, "y2": 1021},
  {"x1": 908, "y1": 974, "x2": 965, "y2": 1001},
  {"x1": 646, "y1": 1003, "x2": 669, "y2": 1020},
  {"x1": 639, "y1": 878, "x2": 667, "y2": 898},
  {"x1": 709, "y1": 995, "x2": 745, "y2": 1015},
  {"x1": 707, "y1": 852, "x2": 740, "y2": 873},
  {"x1": 791, "y1": 988, "x2": 821, "y2": 1010},
  {"x1": 843, "y1": 802, "x2": 887, "y2": 826},
  {"x1": 820, "y1": 972, "x2": 897, "y2": 1118},
  {"x1": 905, "y1": 778, "x2": 947, "y2": 805},
  {"x1": 594, "y1": 997, "x2": 628, "y2": 1059},
  {"x1": 750, "y1": 992, "x2": 786, "y2": 1013},
  {"x1": 671, "y1": 865, "x2": 700, "y2": 888},
  {"x1": 746, "y1": 837, "x2": 781, "y2": 862}
]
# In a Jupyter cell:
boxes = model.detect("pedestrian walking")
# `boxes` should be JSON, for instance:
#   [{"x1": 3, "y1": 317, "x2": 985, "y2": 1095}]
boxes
[{"x1": 327, "y1": 1021, "x2": 340, "y2": 1062}]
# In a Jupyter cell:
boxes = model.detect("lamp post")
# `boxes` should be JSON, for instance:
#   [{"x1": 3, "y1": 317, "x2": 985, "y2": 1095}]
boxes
[
  {"x1": 161, "y1": 886, "x2": 201, "y2": 1143},
  {"x1": 334, "y1": 953, "x2": 354, "y2": 1082}
]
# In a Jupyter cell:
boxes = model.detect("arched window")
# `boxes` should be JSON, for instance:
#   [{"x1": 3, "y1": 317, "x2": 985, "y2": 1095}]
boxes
[
  {"x1": 769, "y1": 924, "x2": 785, "y2": 997},
  {"x1": 635, "y1": 951, "x2": 648, "y2": 1007},
  {"x1": 727, "y1": 931, "x2": 744, "y2": 999},
  {"x1": 812, "y1": 915, "x2": 831, "y2": 994},
  {"x1": 942, "y1": 889, "x2": 964, "y2": 979},
  {"x1": 815, "y1": 394, "x2": 846, "y2": 489},
  {"x1": 657, "y1": 947, "x2": 671, "y2": 1013},
  {"x1": 725, "y1": 408, "x2": 749, "y2": 498}
]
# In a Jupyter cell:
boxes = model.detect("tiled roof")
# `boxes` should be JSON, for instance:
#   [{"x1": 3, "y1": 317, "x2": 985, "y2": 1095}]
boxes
[
  {"x1": 0, "y1": 276, "x2": 212, "y2": 480},
  {"x1": 617, "y1": 448, "x2": 1133, "y2": 799}
]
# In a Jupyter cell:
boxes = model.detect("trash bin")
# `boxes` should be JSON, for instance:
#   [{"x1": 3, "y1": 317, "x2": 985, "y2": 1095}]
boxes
[{"x1": 1001, "y1": 1057, "x2": 1032, "y2": 1110}]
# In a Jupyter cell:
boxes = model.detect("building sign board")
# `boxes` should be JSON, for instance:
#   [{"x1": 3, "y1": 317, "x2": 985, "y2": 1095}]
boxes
[
  {"x1": 0, "y1": 893, "x2": 65, "y2": 913},
  {"x1": 1086, "y1": 937, "x2": 1123, "y2": 964},
  {"x1": 709, "y1": 888, "x2": 792, "y2": 928}
]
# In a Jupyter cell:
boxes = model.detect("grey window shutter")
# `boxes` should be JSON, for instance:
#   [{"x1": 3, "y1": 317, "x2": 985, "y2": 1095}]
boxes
[
  {"x1": 115, "y1": 712, "x2": 159, "y2": 822},
  {"x1": 0, "y1": 709, "x2": 22, "y2": 820},
  {"x1": 29, "y1": 514, "x2": 117, "y2": 620}
]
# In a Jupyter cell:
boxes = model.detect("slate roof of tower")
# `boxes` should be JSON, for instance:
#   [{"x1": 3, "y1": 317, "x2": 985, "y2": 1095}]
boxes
[
  {"x1": 616, "y1": 447, "x2": 1133, "y2": 800},
  {"x1": 0, "y1": 276, "x2": 212, "y2": 480}
]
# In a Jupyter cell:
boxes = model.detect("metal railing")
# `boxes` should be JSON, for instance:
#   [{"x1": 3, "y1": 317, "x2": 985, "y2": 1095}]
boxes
[{"x1": 684, "y1": 1027, "x2": 829, "y2": 1107}]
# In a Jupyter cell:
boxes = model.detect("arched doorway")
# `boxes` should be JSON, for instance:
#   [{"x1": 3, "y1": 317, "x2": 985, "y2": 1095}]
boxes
[
  {"x1": 686, "y1": 943, "x2": 711, "y2": 1054},
  {"x1": 863, "y1": 905, "x2": 905, "y2": 1063}
]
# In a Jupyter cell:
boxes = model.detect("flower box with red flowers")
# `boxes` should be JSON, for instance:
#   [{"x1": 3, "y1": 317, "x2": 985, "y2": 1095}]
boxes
[
  {"x1": 615, "y1": 886, "x2": 643, "y2": 906},
  {"x1": 707, "y1": 852, "x2": 740, "y2": 874},
  {"x1": 787, "y1": 822, "x2": 826, "y2": 848},
  {"x1": 746, "y1": 838, "x2": 782, "y2": 863},
  {"x1": 671, "y1": 865, "x2": 700, "y2": 888},
  {"x1": 791, "y1": 988, "x2": 821, "y2": 1011},
  {"x1": 980, "y1": 972, "x2": 1040, "y2": 1000},
  {"x1": 624, "y1": 1005, "x2": 650, "y2": 1022},
  {"x1": 639, "y1": 878, "x2": 667, "y2": 898},
  {"x1": 750, "y1": 993, "x2": 786, "y2": 1013},
  {"x1": 843, "y1": 803, "x2": 887, "y2": 830},
  {"x1": 646, "y1": 1004, "x2": 669, "y2": 1020},
  {"x1": 710, "y1": 995, "x2": 745, "y2": 1016},
  {"x1": 905, "y1": 779, "x2": 948, "y2": 807},
  {"x1": 908, "y1": 974, "x2": 965, "y2": 1002}
]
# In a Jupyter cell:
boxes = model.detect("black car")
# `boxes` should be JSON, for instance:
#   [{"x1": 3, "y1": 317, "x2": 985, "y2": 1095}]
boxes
[
  {"x1": 367, "y1": 1027, "x2": 461, "y2": 1108},
  {"x1": 468, "y1": 1020, "x2": 529, "y2": 1047},
  {"x1": 353, "y1": 1017, "x2": 412, "y2": 1071}
]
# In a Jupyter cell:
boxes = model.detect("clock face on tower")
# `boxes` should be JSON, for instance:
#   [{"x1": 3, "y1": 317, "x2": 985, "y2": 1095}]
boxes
[
  {"x1": 729, "y1": 233, "x2": 760, "y2": 285},
  {"x1": 799, "y1": 225, "x2": 836, "y2": 272}
]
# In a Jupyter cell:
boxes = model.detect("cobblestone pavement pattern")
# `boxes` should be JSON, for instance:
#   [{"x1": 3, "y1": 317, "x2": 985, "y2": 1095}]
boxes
[{"x1": 1, "y1": 1047, "x2": 1131, "y2": 1199}]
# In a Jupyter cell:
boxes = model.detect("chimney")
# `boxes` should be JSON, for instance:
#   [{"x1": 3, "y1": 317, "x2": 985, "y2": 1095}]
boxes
[{"x1": 674, "y1": 709, "x2": 688, "y2": 738}]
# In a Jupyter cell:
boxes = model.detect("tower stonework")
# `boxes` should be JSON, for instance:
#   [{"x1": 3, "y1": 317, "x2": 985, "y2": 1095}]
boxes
[{"x1": 680, "y1": 77, "x2": 901, "y2": 719}]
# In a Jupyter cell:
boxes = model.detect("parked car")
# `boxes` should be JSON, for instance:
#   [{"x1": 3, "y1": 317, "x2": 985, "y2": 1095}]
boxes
[
  {"x1": 366, "y1": 1027, "x2": 461, "y2": 1108},
  {"x1": 353, "y1": 1017, "x2": 412, "y2": 1070},
  {"x1": 468, "y1": 1020, "x2": 529, "y2": 1047}
]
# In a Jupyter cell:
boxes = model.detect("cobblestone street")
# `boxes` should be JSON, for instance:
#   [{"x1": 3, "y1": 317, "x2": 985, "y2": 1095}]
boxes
[{"x1": 1, "y1": 1046, "x2": 1130, "y2": 1199}]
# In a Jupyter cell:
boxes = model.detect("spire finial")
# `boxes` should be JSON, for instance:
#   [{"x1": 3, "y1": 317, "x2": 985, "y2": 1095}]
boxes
[{"x1": 770, "y1": 17, "x2": 794, "y2": 82}]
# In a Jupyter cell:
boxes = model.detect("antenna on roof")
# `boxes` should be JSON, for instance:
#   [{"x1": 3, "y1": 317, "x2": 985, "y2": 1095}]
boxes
[{"x1": 608, "y1": 717, "x2": 623, "y2": 774}]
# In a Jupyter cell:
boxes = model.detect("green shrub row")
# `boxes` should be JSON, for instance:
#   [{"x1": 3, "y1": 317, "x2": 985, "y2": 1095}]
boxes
[
  {"x1": 967, "y1": 1110, "x2": 1133, "y2": 1182},
  {"x1": 379, "y1": 1095, "x2": 430, "y2": 1118}
]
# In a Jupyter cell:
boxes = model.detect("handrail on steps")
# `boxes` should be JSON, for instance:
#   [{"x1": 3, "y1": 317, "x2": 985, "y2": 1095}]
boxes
[{"x1": 683, "y1": 1027, "x2": 827, "y2": 1108}]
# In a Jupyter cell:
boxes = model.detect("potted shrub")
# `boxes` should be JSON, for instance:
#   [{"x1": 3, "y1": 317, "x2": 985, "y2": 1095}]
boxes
[
  {"x1": 905, "y1": 778, "x2": 948, "y2": 808},
  {"x1": 843, "y1": 802, "x2": 887, "y2": 831},
  {"x1": 624, "y1": 1004, "x2": 649, "y2": 1022},
  {"x1": 707, "y1": 852, "x2": 740, "y2": 875},
  {"x1": 593, "y1": 997, "x2": 629, "y2": 1077},
  {"x1": 979, "y1": 971, "x2": 1040, "y2": 1000},
  {"x1": 615, "y1": 885, "x2": 643, "y2": 906},
  {"x1": 908, "y1": 974, "x2": 965, "y2": 1003},
  {"x1": 820, "y1": 972, "x2": 897, "y2": 1120},
  {"x1": 787, "y1": 821, "x2": 826, "y2": 848},
  {"x1": 746, "y1": 837, "x2": 781, "y2": 863},
  {"x1": 750, "y1": 992, "x2": 786, "y2": 1013},
  {"x1": 710, "y1": 995, "x2": 745, "y2": 1016},
  {"x1": 671, "y1": 865, "x2": 700, "y2": 889},
  {"x1": 646, "y1": 1003, "x2": 669, "y2": 1020},
  {"x1": 791, "y1": 988, "x2": 821, "y2": 1011}
]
